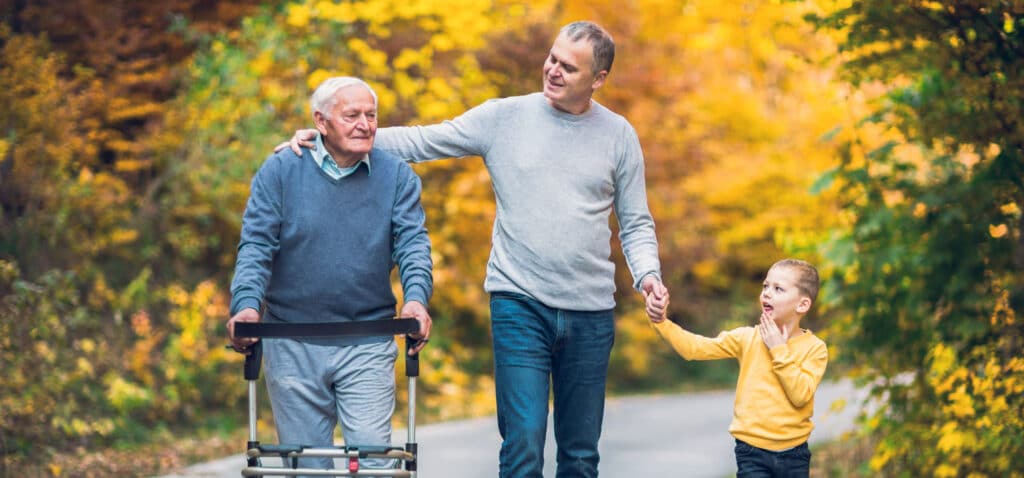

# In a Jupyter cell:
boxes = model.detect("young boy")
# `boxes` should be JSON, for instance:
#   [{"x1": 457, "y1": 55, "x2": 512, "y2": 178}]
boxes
[{"x1": 649, "y1": 258, "x2": 828, "y2": 478}]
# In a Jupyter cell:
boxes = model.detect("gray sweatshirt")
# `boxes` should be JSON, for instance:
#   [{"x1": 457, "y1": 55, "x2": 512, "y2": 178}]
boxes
[{"x1": 375, "y1": 93, "x2": 660, "y2": 311}]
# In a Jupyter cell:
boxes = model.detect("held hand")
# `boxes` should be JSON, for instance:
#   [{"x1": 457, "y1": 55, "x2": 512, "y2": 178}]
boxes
[
  {"x1": 227, "y1": 308, "x2": 261, "y2": 355},
  {"x1": 641, "y1": 276, "x2": 669, "y2": 323},
  {"x1": 400, "y1": 301, "x2": 432, "y2": 355},
  {"x1": 272, "y1": 128, "x2": 319, "y2": 156},
  {"x1": 758, "y1": 312, "x2": 788, "y2": 348}
]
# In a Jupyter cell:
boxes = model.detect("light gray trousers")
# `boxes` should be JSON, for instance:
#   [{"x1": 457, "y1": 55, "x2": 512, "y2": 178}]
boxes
[{"x1": 264, "y1": 337, "x2": 398, "y2": 472}]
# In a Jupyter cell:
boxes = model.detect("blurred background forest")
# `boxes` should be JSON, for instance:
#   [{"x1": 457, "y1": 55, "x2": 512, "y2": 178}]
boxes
[{"x1": 1, "y1": 0, "x2": 1021, "y2": 476}]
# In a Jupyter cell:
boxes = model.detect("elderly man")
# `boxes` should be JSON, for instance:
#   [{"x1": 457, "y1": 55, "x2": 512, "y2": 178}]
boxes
[
  {"x1": 281, "y1": 22, "x2": 670, "y2": 477},
  {"x1": 228, "y1": 76, "x2": 433, "y2": 473}
]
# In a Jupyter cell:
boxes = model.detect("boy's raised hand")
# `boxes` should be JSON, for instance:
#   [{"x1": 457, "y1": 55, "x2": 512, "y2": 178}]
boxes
[
  {"x1": 273, "y1": 129, "x2": 318, "y2": 156},
  {"x1": 758, "y1": 312, "x2": 788, "y2": 348}
]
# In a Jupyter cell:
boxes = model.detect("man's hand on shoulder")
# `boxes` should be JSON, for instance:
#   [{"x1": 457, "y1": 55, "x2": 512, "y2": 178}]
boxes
[
  {"x1": 272, "y1": 128, "x2": 319, "y2": 156},
  {"x1": 400, "y1": 300, "x2": 432, "y2": 355}
]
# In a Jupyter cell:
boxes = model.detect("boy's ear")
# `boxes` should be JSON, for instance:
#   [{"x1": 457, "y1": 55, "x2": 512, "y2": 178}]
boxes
[{"x1": 796, "y1": 296, "x2": 812, "y2": 314}]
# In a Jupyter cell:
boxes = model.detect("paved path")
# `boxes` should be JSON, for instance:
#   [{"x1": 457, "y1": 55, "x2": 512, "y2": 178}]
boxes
[{"x1": 158, "y1": 380, "x2": 864, "y2": 478}]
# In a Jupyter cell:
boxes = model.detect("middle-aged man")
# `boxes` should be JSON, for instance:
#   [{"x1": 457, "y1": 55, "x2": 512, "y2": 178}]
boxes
[
  {"x1": 281, "y1": 22, "x2": 671, "y2": 477},
  {"x1": 228, "y1": 76, "x2": 433, "y2": 473}
]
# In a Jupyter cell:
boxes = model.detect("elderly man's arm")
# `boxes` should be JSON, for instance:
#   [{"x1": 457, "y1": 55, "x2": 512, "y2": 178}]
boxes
[
  {"x1": 228, "y1": 156, "x2": 283, "y2": 352},
  {"x1": 392, "y1": 164, "x2": 434, "y2": 355}
]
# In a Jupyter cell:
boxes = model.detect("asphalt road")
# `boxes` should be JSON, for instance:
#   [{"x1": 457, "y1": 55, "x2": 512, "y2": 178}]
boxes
[{"x1": 158, "y1": 379, "x2": 864, "y2": 478}]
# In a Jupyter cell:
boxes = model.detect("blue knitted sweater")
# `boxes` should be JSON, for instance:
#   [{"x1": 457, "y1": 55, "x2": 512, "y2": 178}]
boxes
[{"x1": 229, "y1": 147, "x2": 432, "y2": 343}]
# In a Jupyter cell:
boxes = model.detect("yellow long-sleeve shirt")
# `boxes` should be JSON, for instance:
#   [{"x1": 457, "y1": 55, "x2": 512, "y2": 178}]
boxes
[{"x1": 652, "y1": 319, "x2": 828, "y2": 450}]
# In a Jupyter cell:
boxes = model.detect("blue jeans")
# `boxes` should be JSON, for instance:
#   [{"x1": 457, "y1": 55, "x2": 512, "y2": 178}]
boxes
[
  {"x1": 490, "y1": 292, "x2": 615, "y2": 478},
  {"x1": 735, "y1": 440, "x2": 811, "y2": 478}
]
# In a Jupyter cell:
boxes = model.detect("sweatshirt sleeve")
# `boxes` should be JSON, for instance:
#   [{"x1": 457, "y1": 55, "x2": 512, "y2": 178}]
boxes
[
  {"x1": 229, "y1": 156, "x2": 283, "y2": 316},
  {"x1": 391, "y1": 164, "x2": 433, "y2": 306},
  {"x1": 612, "y1": 123, "x2": 661, "y2": 291},
  {"x1": 652, "y1": 320, "x2": 745, "y2": 361},
  {"x1": 374, "y1": 99, "x2": 502, "y2": 162},
  {"x1": 768, "y1": 339, "x2": 829, "y2": 408}
]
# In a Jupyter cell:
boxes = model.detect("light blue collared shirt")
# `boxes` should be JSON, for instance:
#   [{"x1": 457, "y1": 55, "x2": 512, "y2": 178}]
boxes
[{"x1": 313, "y1": 132, "x2": 371, "y2": 179}]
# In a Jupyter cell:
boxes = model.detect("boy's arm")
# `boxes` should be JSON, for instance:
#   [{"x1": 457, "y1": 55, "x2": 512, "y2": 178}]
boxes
[
  {"x1": 651, "y1": 320, "x2": 744, "y2": 360},
  {"x1": 767, "y1": 340, "x2": 829, "y2": 408}
]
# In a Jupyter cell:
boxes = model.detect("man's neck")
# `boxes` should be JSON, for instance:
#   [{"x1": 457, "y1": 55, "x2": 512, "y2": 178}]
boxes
[
  {"x1": 325, "y1": 146, "x2": 363, "y2": 168},
  {"x1": 547, "y1": 97, "x2": 592, "y2": 115}
]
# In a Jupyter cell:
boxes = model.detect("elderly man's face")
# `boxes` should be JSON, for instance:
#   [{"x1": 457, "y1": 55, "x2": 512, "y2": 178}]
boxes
[
  {"x1": 542, "y1": 32, "x2": 607, "y2": 114},
  {"x1": 315, "y1": 85, "x2": 377, "y2": 165}
]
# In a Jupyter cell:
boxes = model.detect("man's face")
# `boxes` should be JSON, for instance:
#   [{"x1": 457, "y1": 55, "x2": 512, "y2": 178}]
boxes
[
  {"x1": 542, "y1": 32, "x2": 607, "y2": 114},
  {"x1": 314, "y1": 85, "x2": 377, "y2": 164}
]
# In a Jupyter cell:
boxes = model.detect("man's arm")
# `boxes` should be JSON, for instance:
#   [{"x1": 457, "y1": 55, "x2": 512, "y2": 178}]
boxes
[
  {"x1": 280, "y1": 98, "x2": 503, "y2": 161},
  {"x1": 392, "y1": 164, "x2": 434, "y2": 354},
  {"x1": 612, "y1": 124, "x2": 664, "y2": 293},
  {"x1": 227, "y1": 157, "x2": 283, "y2": 351}
]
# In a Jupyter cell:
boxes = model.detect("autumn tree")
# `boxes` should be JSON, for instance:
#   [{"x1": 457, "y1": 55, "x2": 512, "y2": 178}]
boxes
[
  {"x1": 0, "y1": 0, "x2": 262, "y2": 469},
  {"x1": 809, "y1": 1, "x2": 1024, "y2": 475}
]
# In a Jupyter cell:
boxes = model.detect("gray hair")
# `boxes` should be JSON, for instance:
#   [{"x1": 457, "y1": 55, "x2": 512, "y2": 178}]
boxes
[
  {"x1": 560, "y1": 21, "x2": 615, "y2": 75},
  {"x1": 310, "y1": 77, "x2": 378, "y2": 120}
]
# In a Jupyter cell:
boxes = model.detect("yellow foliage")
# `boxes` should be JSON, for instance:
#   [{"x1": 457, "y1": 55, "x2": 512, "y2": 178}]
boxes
[
  {"x1": 104, "y1": 375, "x2": 153, "y2": 412},
  {"x1": 936, "y1": 421, "x2": 967, "y2": 452},
  {"x1": 927, "y1": 342, "x2": 956, "y2": 382},
  {"x1": 935, "y1": 464, "x2": 959, "y2": 478},
  {"x1": 869, "y1": 442, "x2": 893, "y2": 470},
  {"x1": 913, "y1": 202, "x2": 928, "y2": 217},
  {"x1": 286, "y1": 2, "x2": 313, "y2": 28},
  {"x1": 76, "y1": 357, "x2": 94, "y2": 377},
  {"x1": 989, "y1": 223, "x2": 1008, "y2": 238},
  {"x1": 307, "y1": 68, "x2": 332, "y2": 91}
]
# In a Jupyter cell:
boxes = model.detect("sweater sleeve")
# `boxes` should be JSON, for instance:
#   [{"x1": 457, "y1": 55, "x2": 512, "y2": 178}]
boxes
[
  {"x1": 612, "y1": 124, "x2": 661, "y2": 291},
  {"x1": 768, "y1": 339, "x2": 829, "y2": 408},
  {"x1": 391, "y1": 165, "x2": 433, "y2": 306},
  {"x1": 229, "y1": 156, "x2": 283, "y2": 316},
  {"x1": 652, "y1": 320, "x2": 745, "y2": 361},
  {"x1": 374, "y1": 99, "x2": 501, "y2": 162}
]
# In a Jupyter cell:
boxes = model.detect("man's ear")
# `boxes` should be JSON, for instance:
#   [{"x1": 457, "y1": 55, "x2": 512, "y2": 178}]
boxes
[
  {"x1": 796, "y1": 297, "x2": 812, "y2": 314},
  {"x1": 591, "y1": 70, "x2": 608, "y2": 91},
  {"x1": 313, "y1": 111, "x2": 329, "y2": 134}
]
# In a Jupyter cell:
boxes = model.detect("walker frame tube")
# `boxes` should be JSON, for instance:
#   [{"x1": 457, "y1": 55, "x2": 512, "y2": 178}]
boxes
[{"x1": 237, "y1": 318, "x2": 421, "y2": 477}]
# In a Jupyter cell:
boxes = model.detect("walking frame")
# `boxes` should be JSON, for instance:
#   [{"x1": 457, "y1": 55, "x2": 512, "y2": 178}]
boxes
[{"x1": 235, "y1": 318, "x2": 422, "y2": 477}]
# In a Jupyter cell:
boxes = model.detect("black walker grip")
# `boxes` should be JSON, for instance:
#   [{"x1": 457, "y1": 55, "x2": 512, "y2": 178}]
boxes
[
  {"x1": 405, "y1": 338, "x2": 420, "y2": 377},
  {"x1": 244, "y1": 341, "x2": 263, "y2": 380}
]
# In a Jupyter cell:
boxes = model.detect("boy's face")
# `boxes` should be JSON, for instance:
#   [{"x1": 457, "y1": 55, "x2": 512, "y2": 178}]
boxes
[{"x1": 760, "y1": 266, "x2": 812, "y2": 323}]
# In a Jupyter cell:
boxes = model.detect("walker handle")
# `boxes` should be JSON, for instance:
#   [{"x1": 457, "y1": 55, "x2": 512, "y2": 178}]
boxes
[{"x1": 244, "y1": 341, "x2": 263, "y2": 380}]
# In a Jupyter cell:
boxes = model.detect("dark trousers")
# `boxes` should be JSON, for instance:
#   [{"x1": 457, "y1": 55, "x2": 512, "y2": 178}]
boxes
[{"x1": 735, "y1": 439, "x2": 811, "y2": 478}]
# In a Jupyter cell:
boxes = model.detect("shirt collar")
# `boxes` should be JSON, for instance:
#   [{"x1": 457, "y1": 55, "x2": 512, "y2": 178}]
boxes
[{"x1": 313, "y1": 132, "x2": 372, "y2": 176}]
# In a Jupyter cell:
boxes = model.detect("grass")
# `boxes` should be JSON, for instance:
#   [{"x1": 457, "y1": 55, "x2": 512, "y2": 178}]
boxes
[
  {"x1": 810, "y1": 432, "x2": 876, "y2": 478},
  {"x1": 5, "y1": 430, "x2": 241, "y2": 478}
]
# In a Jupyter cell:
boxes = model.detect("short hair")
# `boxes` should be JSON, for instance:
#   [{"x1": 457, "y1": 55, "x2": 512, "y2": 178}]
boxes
[
  {"x1": 310, "y1": 77, "x2": 378, "y2": 120},
  {"x1": 771, "y1": 258, "x2": 820, "y2": 303},
  {"x1": 560, "y1": 21, "x2": 615, "y2": 75}
]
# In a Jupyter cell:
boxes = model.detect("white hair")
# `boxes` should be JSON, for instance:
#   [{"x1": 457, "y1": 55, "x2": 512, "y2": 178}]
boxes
[{"x1": 310, "y1": 77, "x2": 378, "y2": 120}]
